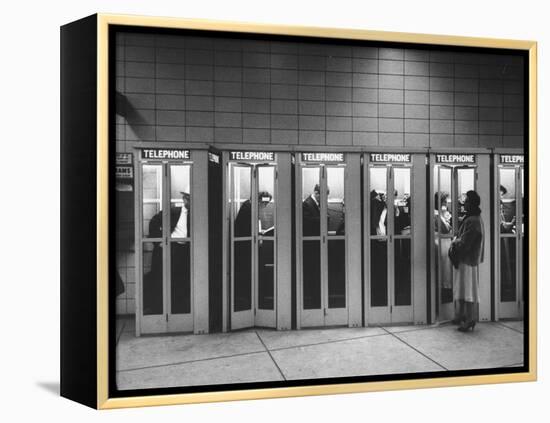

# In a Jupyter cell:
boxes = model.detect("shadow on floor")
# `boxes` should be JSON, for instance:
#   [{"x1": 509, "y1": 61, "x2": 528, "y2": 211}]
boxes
[{"x1": 36, "y1": 381, "x2": 59, "y2": 396}]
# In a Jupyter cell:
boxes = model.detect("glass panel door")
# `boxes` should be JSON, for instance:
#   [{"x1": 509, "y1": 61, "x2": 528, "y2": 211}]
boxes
[
  {"x1": 498, "y1": 166, "x2": 523, "y2": 319},
  {"x1": 392, "y1": 167, "x2": 412, "y2": 322},
  {"x1": 456, "y1": 168, "x2": 475, "y2": 226},
  {"x1": 140, "y1": 161, "x2": 194, "y2": 334},
  {"x1": 229, "y1": 161, "x2": 277, "y2": 330},
  {"x1": 231, "y1": 165, "x2": 254, "y2": 329},
  {"x1": 499, "y1": 168, "x2": 517, "y2": 302},
  {"x1": 368, "y1": 166, "x2": 390, "y2": 323},
  {"x1": 520, "y1": 167, "x2": 524, "y2": 311},
  {"x1": 453, "y1": 167, "x2": 475, "y2": 322},
  {"x1": 326, "y1": 166, "x2": 346, "y2": 309},
  {"x1": 434, "y1": 165, "x2": 475, "y2": 322},
  {"x1": 299, "y1": 164, "x2": 348, "y2": 327},
  {"x1": 255, "y1": 165, "x2": 276, "y2": 327},
  {"x1": 325, "y1": 166, "x2": 347, "y2": 325},
  {"x1": 367, "y1": 165, "x2": 413, "y2": 325},
  {"x1": 142, "y1": 164, "x2": 164, "y2": 317},
  {"x1": 300, "y1": 166, "x2": 323, "y2": 326},
  {"x1": 434, "y1": 165, "x2": 453, "y2": 321},
  {"x1": 167, "y1": 164, "x2": 192, "y2": 331}
]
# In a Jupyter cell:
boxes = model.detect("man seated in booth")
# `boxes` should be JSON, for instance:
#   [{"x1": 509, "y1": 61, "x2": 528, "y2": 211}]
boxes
[
  {"x1": 144, "y1": 192, "x2": 191, "y2": 315},
  {"x1": 233, "y1": 192, "x2": 274, "y2": 310},
  {"x1": 234, "y1": 191, "x2": 274, "y2": 237}
]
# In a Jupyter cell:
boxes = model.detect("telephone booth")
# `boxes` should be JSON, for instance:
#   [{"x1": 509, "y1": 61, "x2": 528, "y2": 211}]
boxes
[
  {"x1": 495, "y1": 153, "x2": 525, "y2": 320},
  {"x1": 364, "y1": 153, "x2": 427, "y2": 326},
  {"x1": 295, "y1": 152, "x2": 361, "y2": 328},
  {"x1": 135, "y1": 148, "x2": 209, "y2": 335},
  {"x1": 223, "y1": 151, "x2": 292, "y2": 331},
  {"x1": 430, "y1": 152, "x2": 491, "y2": 323}
]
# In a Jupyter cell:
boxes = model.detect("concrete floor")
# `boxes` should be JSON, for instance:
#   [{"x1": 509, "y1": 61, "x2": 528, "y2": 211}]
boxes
[{"x1": 116, "y1": 318, "x2": 524, "y2": 390}]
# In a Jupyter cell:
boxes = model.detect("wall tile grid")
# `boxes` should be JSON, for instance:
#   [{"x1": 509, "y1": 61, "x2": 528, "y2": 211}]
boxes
[
  {"x1": 114, "y1": 33, "x2": 525, "y2": 315},
  {"x1": 115, "y1": 32, "x2": 525, "y2": 150}
]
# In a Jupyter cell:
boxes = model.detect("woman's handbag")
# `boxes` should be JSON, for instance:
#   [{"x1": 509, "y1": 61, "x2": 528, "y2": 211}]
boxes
[{"x1": 448, "y1": 242, "x2": 460, "y2": 269}]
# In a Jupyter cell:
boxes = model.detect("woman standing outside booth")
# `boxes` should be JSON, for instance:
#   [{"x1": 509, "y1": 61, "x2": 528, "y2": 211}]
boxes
[{"x1": 450, "y1": 190, "x2": 485, "y2": 332}]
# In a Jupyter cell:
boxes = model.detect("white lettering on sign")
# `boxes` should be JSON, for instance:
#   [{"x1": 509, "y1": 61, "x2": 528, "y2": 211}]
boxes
[
  {"x1": 436, "y1": 154, "x2": 476, "y2": 164},
  {"x1": 208, "y1": 152, "x2": 220, "y2": 164},
  {"x1": 141, "y1": 149, "x2": 190, "y2": 160},
  {"x1": 116, "y1": 153, "x2": 133, "y2": 165},
  {"x1": 115, "y1": 165, "x2": 133, "y2": 179},
  {"x1": 301, "y1": 152, "x2": 345, "y2": 162},
  {"x1": 230, "y1": 151, "x2": 275, "y2": 161},
  {"x1": 500, "y1": 154, "x2": 524, "y2": 164},
  {"x1": 370, "y1": 153, "x2": 411, "y2": 163}
]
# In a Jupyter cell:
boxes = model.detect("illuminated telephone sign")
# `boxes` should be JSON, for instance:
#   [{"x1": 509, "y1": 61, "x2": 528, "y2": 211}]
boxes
[
  {"x1": 229, "y1": 151, "x2": 275, "y2": 161},
  {"x1": 301, "y1": 152, "x2": 345, "y2": 163},
  {"x1": 141, "y1": 148, "x2": 190, "y2": 160},
  {"x1": 435, "y1": 154, "x2": 476, "y2": 164},
  {"x1": 500, "y1": 154, "x2": 524, "y2": 164},
  {"x1": 370, "y1": 153, "x2": 411, "y2": 163}
]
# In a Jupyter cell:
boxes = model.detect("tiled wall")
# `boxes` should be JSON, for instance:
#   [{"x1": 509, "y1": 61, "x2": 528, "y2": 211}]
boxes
[
  {"x1": 114, "y1": 31, "x2": 525, "y2": 315},
  {"x1": 116, "y1": 250, "x2": 135, "y2": 315}
]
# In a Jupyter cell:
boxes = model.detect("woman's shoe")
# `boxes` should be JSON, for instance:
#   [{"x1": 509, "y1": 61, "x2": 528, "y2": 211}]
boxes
[{"x1": 457, "y1": 321, "x2": 476, "y2": 332}]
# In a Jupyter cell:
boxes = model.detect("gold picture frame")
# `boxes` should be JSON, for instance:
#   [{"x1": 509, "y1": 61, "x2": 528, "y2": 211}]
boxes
[{"x1": 61, "y1": 13, "x2": 537, "y2": 409}]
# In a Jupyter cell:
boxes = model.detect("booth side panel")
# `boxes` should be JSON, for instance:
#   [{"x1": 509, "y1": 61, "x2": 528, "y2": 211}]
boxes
[
  {"x1": 193, "y1": 150, "x2": 210, "y2": 334},
  {"x1": 346, "y1": 154, "x2": 362, "y2": 327},
  {"x1": 60, "y1": 14, "x2": 98, "y2": 409},
  {"x1": 478, "y1": 154, "x2": 492, "y2": 322},
  {"x1": 277, "y1": 153, "x2": 292, "y2": 330},
  {"x1": 209, "y1": 152, "x2": 223, "y2": 332},
  {"x1": 413, "y1": 154, "x2": 428, "y2": 324}
]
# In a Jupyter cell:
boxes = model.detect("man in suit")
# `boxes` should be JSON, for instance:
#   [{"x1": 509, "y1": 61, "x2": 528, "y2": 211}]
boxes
[
  {"x1": 302, "y1": 184, "x2": 322, "y2": 236},
  {"x1": 302, "y1": 184, "x2": 324, "y2": 308},
  {"x1": 144, "y1": 192, "x2": 191, "y2": 315}
]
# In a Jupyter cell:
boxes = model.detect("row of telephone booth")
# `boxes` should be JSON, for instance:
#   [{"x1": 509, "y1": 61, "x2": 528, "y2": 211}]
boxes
[{"x1": 132, "y1": 147, "x2": 525, "y2": 335}]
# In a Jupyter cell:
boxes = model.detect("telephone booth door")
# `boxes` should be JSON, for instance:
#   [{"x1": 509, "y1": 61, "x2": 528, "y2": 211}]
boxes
[
  {"x1": 229, "y1": 162, "x2": 277, "y2": 330},
  {"x1": 295, "y1": 152, "x2": 363, "y2": 329},
  {"x1": 137, "y1": 159, "x2": 193, "y2": 335},
  {"x1": 496, "y1": 156, "x2": 524, "y2": 319},
  {"x1": 431, "y1": 154, "x2": 491, "y2": 324},
  {"x1": 433, "y1": 165, "x2": 476, "y2": 321},
  {"x1": 366, "y1": 157, "x2": 419, "y2": 325},
  {"x1": 298, "y1": 165, "x2": 347, "y2": 327}
]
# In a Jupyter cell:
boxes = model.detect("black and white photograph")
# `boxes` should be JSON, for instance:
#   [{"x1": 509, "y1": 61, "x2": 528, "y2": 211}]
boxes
[
  {"x1": 111, "y1": 25, "x2": 529, "y2": 393},
  {"x1": 7, "y1": 0, "x2": 550, "y2": 419}
]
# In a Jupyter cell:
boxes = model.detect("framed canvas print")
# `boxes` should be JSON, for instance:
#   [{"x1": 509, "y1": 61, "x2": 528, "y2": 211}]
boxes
[{"x1": 60, "y1": 13, "x2": 537, "y2": 409}]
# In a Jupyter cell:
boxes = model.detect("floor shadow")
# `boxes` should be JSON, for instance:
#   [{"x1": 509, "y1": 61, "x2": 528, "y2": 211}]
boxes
[{"x1": 36, "y1": 381, "x2": 60, "y2": 396}]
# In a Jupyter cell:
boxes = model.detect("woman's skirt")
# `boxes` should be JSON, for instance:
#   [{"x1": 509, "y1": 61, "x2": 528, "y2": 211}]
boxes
[
  {"x1": 439, "y1": 238, "x2": 453, "y2": 289},
  {"x1": 454, "y1": 263, "x2": 480, "y2": 303}
]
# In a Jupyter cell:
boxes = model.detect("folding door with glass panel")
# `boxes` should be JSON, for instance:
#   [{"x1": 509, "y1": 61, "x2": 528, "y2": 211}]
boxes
[
  {"x1": 230, "y1": 163, "x2": 277, "y2": 329},
  {"x1": 367, "y1": 165, "x2": 413, "y2": 324},
  {"x1": 139, "y1": 162, "x2": 193, "y2": 334},
  {"x1": 297, "y1": 164, "x2": 347, "y2": 327},
  {"x1": 433, "y1": 165, "x2": 476, "y2": 322},
  {"x1": 497, "y1": 162, "x2": 524, "y2": 319}
]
